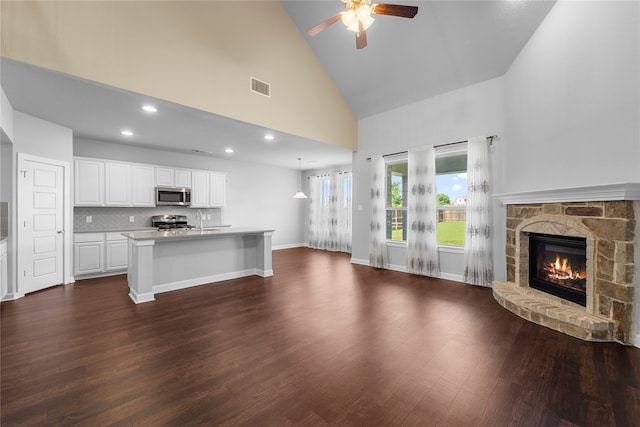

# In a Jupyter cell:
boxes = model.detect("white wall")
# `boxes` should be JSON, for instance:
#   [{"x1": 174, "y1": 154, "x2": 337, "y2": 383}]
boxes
[
  {"x1": 1, "y1": 87, "x2": 14, "y2": 142},
  {"x1": 74, "y1": 138, "x2": 306, "y2": 248},
  {"x1": 352, "y1": 77, "x2": 505, "y2": 280},
  {"x1": 14, "y1": 112, "x2": 74, "y2": 163},
  {"x1": 504, "y1": 0, "x2": 640, "y2": 192}
]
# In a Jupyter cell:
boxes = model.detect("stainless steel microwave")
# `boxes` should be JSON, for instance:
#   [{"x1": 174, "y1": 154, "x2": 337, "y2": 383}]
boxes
[{"x1": 156, "y1": 186, "x2": 191, "y2": 206}]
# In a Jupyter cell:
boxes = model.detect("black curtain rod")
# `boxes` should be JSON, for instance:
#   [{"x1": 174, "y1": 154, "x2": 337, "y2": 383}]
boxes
[{"x1": 365, "y1": 135, "x2": 498, "y2": 161}]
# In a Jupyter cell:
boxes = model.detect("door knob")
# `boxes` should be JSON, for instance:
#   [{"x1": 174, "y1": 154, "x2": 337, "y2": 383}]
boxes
[{"x1": 57, "y1": 230, "x2": 64, "y2": 234}]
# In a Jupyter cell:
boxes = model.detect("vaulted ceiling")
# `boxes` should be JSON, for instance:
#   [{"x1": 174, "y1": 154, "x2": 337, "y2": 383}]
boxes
[
  {"x1": 1, "y1": 1, "x2": 556, "y2": 169},
  {"x1": 283, "y1": 0, "x2": 556, "y2": 118}
]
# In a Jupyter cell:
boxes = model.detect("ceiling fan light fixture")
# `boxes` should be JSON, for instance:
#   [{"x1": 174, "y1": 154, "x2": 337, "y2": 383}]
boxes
[
  {"x1": 356, "y1": 4, "x2": 372, "y2": 20},
  {"x1": 341, "y1": 10, "x2": 357, "y2": 29},
  {"x1": 361, "y1": 15, "x2": 375, "y2": 31}
]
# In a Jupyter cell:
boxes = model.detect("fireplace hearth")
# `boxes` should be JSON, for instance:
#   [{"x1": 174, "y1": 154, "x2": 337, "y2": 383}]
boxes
[
  {"x1": 493, "y1": 199, "x2": 638, "y2": 345},
  {"x1": 529, "y1": 233, "x2": 587, "y2": 306}
]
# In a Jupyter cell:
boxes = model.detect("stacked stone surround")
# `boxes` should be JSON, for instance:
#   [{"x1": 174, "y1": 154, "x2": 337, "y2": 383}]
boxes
[{"x1": 499, "y1": 201, "x2": 637, "y2": 345}]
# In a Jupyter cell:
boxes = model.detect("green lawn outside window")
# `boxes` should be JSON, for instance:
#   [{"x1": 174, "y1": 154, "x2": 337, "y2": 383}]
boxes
[{"x1": 391, "y1": 221, "x2": 465, "y2": 246}]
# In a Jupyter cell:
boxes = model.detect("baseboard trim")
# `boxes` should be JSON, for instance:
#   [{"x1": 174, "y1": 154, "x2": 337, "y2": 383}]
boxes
[
  {"x1": 1, "y1": 292, "x2": 25, "y2": 302},
  {"x1": 153, "y1": 269, "x2": 261, "y2": 295},
  {"x1": 128, "y1": 289, "x2": 155, "y2": 304},
  {"x1": 439, "y1": 272, "x2": 465, "y2": 283},
  {"x1": 634, "y1": 334, "x2": 640, "y2": 348},
  {"x1": 273, "y1": 243, "x2": 308, "y2": 250},
  {"x1": 387, "y1": 263, "x2": 407, "y2": 273},
  {"x1": 349, "y1": 258, "x2": 465, "y2": 284},
  {"x1": 257, "y1": 269, "x2": 274, "y2": 277}
]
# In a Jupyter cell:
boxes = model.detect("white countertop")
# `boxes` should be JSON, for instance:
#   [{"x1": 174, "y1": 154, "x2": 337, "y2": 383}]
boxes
[
  {"x1": 122, "y1": 227, "x2": 274, "y2": 242},
  {"x1": 74, "y1": 225, "x2": 232, "y2": 234}
]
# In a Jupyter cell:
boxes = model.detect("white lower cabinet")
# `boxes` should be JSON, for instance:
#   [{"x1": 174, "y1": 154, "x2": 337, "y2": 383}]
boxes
[
  {"x1": 74, "y1": 232, "x2": 128, "y2": 277},
  {"x1": 74, "y1": 233, "x2": 104, "y2": 276},
  {"x1": 105, "y1": 233, "x2": 128, "y2": 271}
]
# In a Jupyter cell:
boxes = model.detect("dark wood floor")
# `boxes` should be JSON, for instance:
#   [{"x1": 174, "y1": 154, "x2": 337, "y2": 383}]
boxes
[{"x1": 2, "y1": 248, "x2": 639, "y2": 426}]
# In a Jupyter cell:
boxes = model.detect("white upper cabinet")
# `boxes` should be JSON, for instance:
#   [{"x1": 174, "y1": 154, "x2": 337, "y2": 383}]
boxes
[
  {"x1": 209, "y1": 172, "x2": 226, "y2": 207},
  {"x1": 131, "y1": 165, "x2": 156, "y2": 207},
  {"x1": 175, "y1": 169, "x2": 191, "y2": 188},
  {"x1": 156, "y1": 167, "x2": 191, "y2": 188},
  {"x1": 74, "y1": 157, "x2": 225, "y2": 208},
  {"x1": 191, "y1": 171, "x2": 210, "y2": 208},
  {"x1": 74, "y1": 159, "x2": 105, "y2": 206},
  {"x1": 105, "y1": 162, "x2": 131, "y2": 206},
  {"x1": 155, "y1": 167, "x2": 174, "y2": 187}
]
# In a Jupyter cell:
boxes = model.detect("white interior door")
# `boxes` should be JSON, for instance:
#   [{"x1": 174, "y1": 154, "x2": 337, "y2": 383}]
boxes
[{"x1": 18, "y1": 158, "x2": 64, "y2": 293}]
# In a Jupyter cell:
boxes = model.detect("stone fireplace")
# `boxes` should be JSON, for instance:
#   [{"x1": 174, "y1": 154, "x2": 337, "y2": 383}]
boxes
[{"x1": 493, "y1": 197, "x2": 638, "y2": 345}]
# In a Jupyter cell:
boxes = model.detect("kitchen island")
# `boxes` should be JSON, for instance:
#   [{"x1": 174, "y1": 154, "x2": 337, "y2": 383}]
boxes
[{"x1": 122, "y1": 227, "x2": 274, "y2": 303}]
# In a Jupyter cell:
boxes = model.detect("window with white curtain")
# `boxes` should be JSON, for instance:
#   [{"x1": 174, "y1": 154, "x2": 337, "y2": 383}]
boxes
[
  {"x1": 308, "y1": 171, "x2": 352, "y2": 253},
  {"x1": 385, "y1": 157, "x2": 408, "y2": 242},
  {"x1": 435, "y1": 146, "x2": 468, "y2": 247},
  {"x1": 383, "y1": 147, "x2": 469, "y2": 247}
]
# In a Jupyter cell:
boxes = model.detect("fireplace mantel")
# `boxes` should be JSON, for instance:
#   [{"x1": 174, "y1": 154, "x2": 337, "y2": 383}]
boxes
[{"x1": 494, "y1": 183, "x2": 640, "y2": 205}]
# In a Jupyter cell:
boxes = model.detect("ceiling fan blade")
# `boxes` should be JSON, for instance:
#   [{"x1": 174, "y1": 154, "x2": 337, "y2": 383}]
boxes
[
  {"x1": 306, "y1": 13, "x2": 342, "y2": 37},
  {"x1": 356, "y1": 21, "x2": 367, "y2": 49},
  {"x1": 371, "y1": 3, "x2": 418, "y2": 18}
]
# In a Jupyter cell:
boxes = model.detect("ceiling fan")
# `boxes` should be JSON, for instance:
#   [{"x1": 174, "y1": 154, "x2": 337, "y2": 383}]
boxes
[{"x1": 306, "y1": 0, "x2": 418, "y2": 50}]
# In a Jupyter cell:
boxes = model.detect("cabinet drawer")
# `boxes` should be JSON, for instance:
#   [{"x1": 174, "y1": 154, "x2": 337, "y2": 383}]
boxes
[
  {"x1": 74, "y1": 233, "x2": 104, "y2": 243},
  {"x1": 105, "y1": 232, "x2": 127, "y2": 241}
]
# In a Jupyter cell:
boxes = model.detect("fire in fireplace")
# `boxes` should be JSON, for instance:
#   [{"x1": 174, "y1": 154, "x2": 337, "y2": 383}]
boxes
[{"x1": 528, "y1": 233, "x2": 587, "y2": 306}]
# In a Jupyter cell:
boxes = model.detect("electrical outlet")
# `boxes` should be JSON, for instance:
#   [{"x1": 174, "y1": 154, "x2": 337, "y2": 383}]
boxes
[
  {"x1": 129, "y1": 216, "x2": 135, "y2": 223},
  {"x1": 86, "y1": 216, "x2": 92, "y2": 223}
]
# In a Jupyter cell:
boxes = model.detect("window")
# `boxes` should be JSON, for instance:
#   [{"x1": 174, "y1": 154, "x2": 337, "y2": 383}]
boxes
[
  {"x1": 435, "y1": 152, "x2": 467, "y2": 246},
  {"x1": 386, "y1": 160, "x2": 407, "y2": 241},
  {"x1": 384, "y1": 149, "x2": 468, "y2": 245}
]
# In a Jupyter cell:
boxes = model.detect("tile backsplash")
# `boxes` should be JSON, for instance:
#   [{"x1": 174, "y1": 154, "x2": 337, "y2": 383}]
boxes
[{"x1": 74, "y1": 207, "x2": 223, "y2": 232}]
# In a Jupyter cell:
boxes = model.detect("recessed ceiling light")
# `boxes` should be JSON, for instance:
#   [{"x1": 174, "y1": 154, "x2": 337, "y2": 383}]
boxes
[
  {"x1": 121, "y1": 130, "x2": 134, "y2": 136},
  {"x1": 225, "y1": 148, "x2": 234, "y2": 154},
  {"x1": 264, "y1": 134, "x2": 275, "y2": 141},
  {"x1": 142, "y1": 105, "x2": 158, "y2": 113}
]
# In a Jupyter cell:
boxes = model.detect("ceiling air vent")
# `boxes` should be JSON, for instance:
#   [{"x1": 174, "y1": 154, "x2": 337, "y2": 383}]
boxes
[{"x1": 250, "y1": 77, "x2": 271, "y2": 98}]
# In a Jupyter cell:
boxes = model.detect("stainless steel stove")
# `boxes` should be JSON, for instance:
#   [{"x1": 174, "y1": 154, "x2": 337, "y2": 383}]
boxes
[{"x1": 151, "y1": 215, "x2": 195, "y2": 230}]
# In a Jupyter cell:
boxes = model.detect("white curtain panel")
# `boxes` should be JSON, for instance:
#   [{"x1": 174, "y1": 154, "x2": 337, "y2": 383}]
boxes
[
  {"x1": 336, "y1": 172, "x2": 353, "y2": 253},
  {"x1": 369, "y1": 156, "x2": 387, "y2": 268},
  {"x1": 463, "y1": 136, "x2": 494, "y2": 287},
  {"x1": 308, "y1": 175, "x2": 322, "y2": 249},
  {"x1": 407, "y1": 147, "x2": 440, "y2": 276}
]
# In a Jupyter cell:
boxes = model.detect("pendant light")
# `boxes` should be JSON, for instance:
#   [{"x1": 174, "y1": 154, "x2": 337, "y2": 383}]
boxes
[{"x1": 293, "y1": 157, "x2": 308, "y2": 199}]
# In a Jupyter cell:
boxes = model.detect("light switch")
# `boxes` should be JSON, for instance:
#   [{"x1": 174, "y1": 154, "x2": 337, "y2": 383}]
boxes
[
  {"x1": 129, "y1": 216, "x2": 135, "y2": 223},
  {"x1": 86, "y1": 216, "x2": 92, "y2": 223},
  {"x1": 357, "y1": 204, "x2": 363, "y2": 211},
  {"x1": 207, "y1": 214, "x2": 211, "y2": 220}
]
